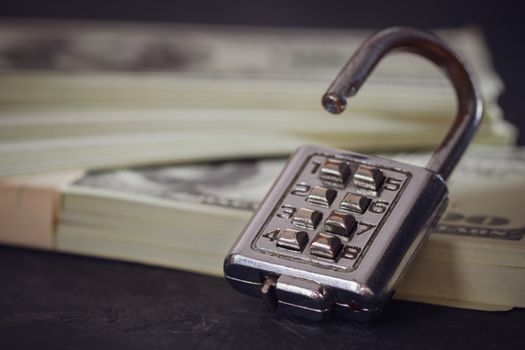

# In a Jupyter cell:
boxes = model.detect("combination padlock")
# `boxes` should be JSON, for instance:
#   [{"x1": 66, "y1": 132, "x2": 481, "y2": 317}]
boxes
[{"x1": 223, "y1": 27, "x2": 483, "y2": 321}]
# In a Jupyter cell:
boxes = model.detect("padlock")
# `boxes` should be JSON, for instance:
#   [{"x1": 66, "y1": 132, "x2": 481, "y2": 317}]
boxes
[{"x1": 223, "y1": 27, "x2": 483, "y2": 321}]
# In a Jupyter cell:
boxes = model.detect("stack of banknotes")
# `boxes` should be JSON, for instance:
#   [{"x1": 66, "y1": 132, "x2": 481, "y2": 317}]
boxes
[
  {"x1": 0, "y1": 20, "x2": 516, "y2": 176},
  {"x1": 0, "y1": 20, "x2": 522, "y2": 311}
]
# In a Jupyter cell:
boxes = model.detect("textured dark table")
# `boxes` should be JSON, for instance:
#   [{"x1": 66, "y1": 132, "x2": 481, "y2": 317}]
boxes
[
  {"x1": 1, "y1": 246, "x2": 523, "y2": 349},
  {"x1": 1, "y1": 1, "x2": 524, "y2": 349}
]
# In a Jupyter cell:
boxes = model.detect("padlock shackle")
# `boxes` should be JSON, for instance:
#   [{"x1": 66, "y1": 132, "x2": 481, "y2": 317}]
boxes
[{"x1": 322, "y1": 27, "x2": 483, "y2": 181}]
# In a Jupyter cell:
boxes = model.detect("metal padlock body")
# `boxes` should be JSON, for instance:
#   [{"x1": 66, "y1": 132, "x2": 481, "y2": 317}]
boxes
[
  {"x1": 224, "y1": 145, "x2": 448, "y2": 321},
  {"x1": 224, "y1": 27, "x2": 483, "y2": 322}
]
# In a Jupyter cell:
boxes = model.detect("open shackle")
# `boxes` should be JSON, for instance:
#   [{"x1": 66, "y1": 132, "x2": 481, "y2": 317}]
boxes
[{"x1": 322, "y1": 27, "x2": 483, "y2": 181}]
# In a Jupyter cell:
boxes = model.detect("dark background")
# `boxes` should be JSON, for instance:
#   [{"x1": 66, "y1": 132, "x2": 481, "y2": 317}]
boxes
[{"x1": 1, "y1": 1, "x2": 524, "y2": 349}]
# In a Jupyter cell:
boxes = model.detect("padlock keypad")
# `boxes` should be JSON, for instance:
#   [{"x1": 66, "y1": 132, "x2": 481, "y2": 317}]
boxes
[{"x1": 254, "y1": 153, "x2": 410, "y2": 272}]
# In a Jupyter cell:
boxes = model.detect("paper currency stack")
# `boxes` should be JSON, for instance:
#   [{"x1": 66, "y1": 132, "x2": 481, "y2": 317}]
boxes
[{"x1": 0, "y1": 20, "x2": 523, "y2": 311}]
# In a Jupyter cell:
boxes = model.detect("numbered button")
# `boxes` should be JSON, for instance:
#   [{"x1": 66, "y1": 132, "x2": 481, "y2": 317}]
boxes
[
  {"x1": 353, "y1": 165, "x2": 384, "y2": 190},
  {"x1": 310, "y1": 232, "x2": 343, "y2": 259},
  {"x1": 307, "y1": 185, "x2": 337, "y2": 207},
  {"x1": 320, "y1": 159, "x2": 351, "y2": 185},
  {"x1": 292, "y1": 208, "x2": 323, "y2": 230},
  {"x1": 324, "y1": 210, "x2": 356, "y2": 237},
  {"x1": 340, "y1": 193, "x2": 371, "y2": 213},
  {"x1": 276, "y1": 228, "x2": 309, "y2": 252}
]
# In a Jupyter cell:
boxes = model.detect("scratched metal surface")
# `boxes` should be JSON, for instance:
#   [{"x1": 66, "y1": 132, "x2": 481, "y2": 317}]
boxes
[{"x1": 0, "y1": 246, "x2": 522, "y2": 350}]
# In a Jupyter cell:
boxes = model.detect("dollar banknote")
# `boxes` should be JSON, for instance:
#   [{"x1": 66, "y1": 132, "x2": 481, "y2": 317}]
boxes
[
  {"x1": 0, "y1": 20, "x2": 504, "y2": 114},
  {"x1": 0, "y1": 20, "x2": 516, "y2": 178},
  {"x1": 70, "y1": 147, "x2": 525, "y2": 243},
  {"x1": 0, "y1": 20, "x2": 501, "y2": 83},
  {"x1": 51, "y1": 145, "x2": 525, "y2": 311}
]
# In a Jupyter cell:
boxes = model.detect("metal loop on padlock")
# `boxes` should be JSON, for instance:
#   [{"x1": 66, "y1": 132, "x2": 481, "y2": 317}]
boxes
[{"x1": 322, "y1": 27, "x2": 483, "y2": 181}]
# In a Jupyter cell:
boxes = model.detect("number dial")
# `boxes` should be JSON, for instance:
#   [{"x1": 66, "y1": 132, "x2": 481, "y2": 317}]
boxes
[{"x1": 254, "y1": 153, "x2": 409, "y2": 272}]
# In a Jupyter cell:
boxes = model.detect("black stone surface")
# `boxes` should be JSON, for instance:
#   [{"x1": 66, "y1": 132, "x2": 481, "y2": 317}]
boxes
[{"x1": 0, "y1": 246, "x2": 523, "y2": 350}]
